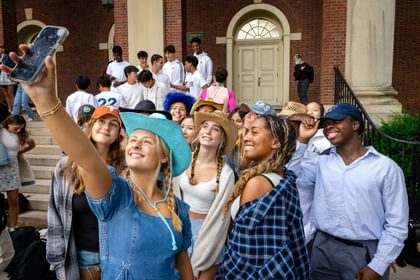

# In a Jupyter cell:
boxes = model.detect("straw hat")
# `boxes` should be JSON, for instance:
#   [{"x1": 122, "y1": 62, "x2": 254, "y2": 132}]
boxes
[
  {"x1": 194, "y1": 110, "x2": 238, "y2": 153},
  {"x1": 190, "y1": 99, "x2": 223, "y2": 114},
  {"x1": 278, "y1": 101, "x2": 306, "y2": 117}
]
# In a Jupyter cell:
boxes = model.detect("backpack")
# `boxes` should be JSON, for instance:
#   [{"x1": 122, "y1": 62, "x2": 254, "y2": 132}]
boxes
[
  {"x1": 0, "y1": 193, "x2": 7, "y2": 233},
  {"x1": 5, "y1": 227, "x2": 40, "y2": 276},
  {"x1": 11, "y1": 239, "x2": 56, "y2": 280}
]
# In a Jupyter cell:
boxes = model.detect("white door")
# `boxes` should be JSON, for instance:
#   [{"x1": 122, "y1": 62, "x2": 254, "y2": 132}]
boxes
[{"x1": 236, "y1": 44, "x2": 279, "y2": 105}]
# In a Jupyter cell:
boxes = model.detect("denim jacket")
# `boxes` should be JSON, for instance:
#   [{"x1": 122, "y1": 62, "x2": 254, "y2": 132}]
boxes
[{"x1": 86, "y1": 166, "x2": 192, "y2": 279}]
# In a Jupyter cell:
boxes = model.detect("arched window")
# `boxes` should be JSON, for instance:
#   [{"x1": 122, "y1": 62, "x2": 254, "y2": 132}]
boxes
[{"x1": 237, "y1": 18, "x2": 280, "y2": 40}]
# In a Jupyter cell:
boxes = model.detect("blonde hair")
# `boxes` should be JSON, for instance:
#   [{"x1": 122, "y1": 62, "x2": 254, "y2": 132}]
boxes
[
  {"x1": 224, "y1": 116, "x2": 297, "y2": 214},
  {"x1": 61, "y1": 118, "x2": 124, "y2": 194},
  {"x1": 124, "y1": 136, "x2": 183, "y2": 232},
  {"x1": 189, "y1": 122, "x2": 226, "y2": 193}
]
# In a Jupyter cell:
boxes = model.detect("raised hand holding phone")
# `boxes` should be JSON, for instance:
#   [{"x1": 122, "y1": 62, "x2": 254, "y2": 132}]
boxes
[{"x1": 9, "y1": 25, "x2": 68, "y2": 84}]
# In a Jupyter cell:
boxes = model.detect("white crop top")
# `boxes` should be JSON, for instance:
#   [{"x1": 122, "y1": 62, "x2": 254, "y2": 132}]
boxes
[
  {"x1": 230, "y1": 172, "x2": 282, "y2": 219},
  {"x1": 179, "y1": 172, "x2": 217, "y2": 214}
]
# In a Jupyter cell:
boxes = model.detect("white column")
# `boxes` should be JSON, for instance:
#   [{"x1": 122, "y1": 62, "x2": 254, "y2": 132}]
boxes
[{"x1": 345, "y1": 0, "x2": 401, "y2": 123}]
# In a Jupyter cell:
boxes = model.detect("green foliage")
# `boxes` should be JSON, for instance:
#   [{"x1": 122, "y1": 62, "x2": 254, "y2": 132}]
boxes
[
  {"x1": 380, "y1": 111, "x2": 420, "y2": 141},
  {"x1": 376, "y1": 112, "x2": 420, "y2": 215}
]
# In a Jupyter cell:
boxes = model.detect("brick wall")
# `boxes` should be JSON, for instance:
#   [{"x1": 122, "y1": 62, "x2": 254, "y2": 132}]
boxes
[
  {"x1": 181, "y1": 0, "x2": 326, "y2": 104},
  {"x1": 0, "y1": 0, "x2": 17, "y2": 51},
  {"x1": 114, "y1": 0, "x2": 128, "y2": 57},
  {"x1": 13, "y1": 0, "x2": 114, "y2": 102},
  {"x1": 163, "y1": 0, "x2": 183, "y2": 59},
  {"x1": 393, "y1": 0, "x2": 420, "y2": 113},
  {"x1": 319, "y1": 0, "x2": 347, "y2": 105}
]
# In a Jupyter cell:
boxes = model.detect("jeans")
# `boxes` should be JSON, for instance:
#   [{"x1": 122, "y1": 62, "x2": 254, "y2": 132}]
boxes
[
  {"x1": 12, "y1": 84, "x2": 36, "y2": 119},
  {"x1": 77, "y1": 249, "x2": 100, "y2": 269},
  {"x1": 297, "y1": 79, "x2": 310, "y2": 105}
]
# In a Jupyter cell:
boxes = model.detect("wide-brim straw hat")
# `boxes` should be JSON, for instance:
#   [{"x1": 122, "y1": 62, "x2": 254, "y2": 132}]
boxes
[
  {"x1": 278, "y1": 101, "x2": 306, "y2": 117},
  {"x1": 194, "y1": 110, "x2": 238, "y2": 154},
  {"x1": 120, "y1": 112, "x2": 191, "y2": 176},
  {"x1": 190, "y1": 99, "x2": 223, "y2": 114}
]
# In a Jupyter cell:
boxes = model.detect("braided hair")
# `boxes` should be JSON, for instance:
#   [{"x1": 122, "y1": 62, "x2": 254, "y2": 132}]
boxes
[
  {"x1": 124, "y1": 136, "x2": 183, "y2": 232},
  {"x1": 224, "y1": 115, "x2": 297, "y2": 214},
  {"x1": 189, "y1": 122, "x2": 226, "y2": 193}
]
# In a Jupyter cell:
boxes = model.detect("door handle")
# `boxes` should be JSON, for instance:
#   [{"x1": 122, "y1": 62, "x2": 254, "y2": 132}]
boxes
[{"x1": 258, "y1": 77, "x2": 261, "y2": 87}]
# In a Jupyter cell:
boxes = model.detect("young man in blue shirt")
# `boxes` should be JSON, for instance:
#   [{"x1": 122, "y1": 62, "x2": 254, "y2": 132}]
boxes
[{"x1": 297, "y1": 104, "x2": 409, "y2": 280}]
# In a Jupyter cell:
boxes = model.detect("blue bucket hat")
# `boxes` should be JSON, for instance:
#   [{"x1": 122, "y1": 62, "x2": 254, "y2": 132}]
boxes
[
  {"x1": 120, "y1": 112, "x2": 191, "y2": 176},
  {"x1": 163, "y1": 91, "x2": 196, "y2": 114},
  {"x1": 240, "y1": 100, "x2": 276, "y2": 116},
  {"x1": 320, "y1": 103, "x2": 364, "y2": 134}
]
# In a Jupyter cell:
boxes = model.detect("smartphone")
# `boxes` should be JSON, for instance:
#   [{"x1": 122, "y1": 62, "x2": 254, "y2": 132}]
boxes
[{"x1": 9, "y1": 25, "x2": 69, "y2": 84}]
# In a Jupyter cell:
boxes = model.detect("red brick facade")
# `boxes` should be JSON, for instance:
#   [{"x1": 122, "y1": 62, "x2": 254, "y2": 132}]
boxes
[
  {"x1": 319, "y1": 0, "x2": 347, "y2": 105},
  {"x1": 12, "y1": 0, "x2": 114, "y2": 102},
  {"x1": 182, "y1": 0, "x2": 325, "y2": 103},
  {"x1": 163, "y1": 0, "x2": 184, "y2": 59},
  {"x1": 0, "y1": 0, "x2": 418, "y2": 112},
  {"x1": 114, "y1": 0, "x2": 128, "y2": 57},
  {"x1": 393, "y1": 0, "x2": 420, "y2": 112}
]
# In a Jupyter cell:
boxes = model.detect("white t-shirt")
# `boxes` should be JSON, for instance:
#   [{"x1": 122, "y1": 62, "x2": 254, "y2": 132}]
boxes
[
  {"x1": 163, "y1": 60, "x2": 185, "y2": 87},
  {"x1": 106, "y1": 60, "x2": 131, "y2": 83},
  {"x1": 65, "y1": 90, "x2": 97, "y2": 121},
  {"x1": 0, "y1": 128, "x2": 20, "y2": 159},
  {"x1": 194, "y1": 52, "x2": 213, "y2": 84},
  {"x1": 95, "y1": 91, "x2": 125, "y2": 108},
  {"x1": 185, "y1": 71, "x2": 207, "y2": 99},
  {"x1": 142, "y1": 81, "x2": 169, "y2": 110},
  {"x1": 117, "y1": 82, "x2": 144, "y2": 109},
  {"x1": 152, "y1": 71, "x2": 170, "y2": 88}
]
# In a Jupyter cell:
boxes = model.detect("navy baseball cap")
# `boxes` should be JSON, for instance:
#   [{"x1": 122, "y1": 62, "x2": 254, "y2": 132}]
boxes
[{"x1": 320, "y1": 103, "x2": 364, "y2": 134}]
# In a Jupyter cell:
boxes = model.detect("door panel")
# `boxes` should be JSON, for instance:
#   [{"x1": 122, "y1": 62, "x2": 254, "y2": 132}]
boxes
[{"x1": 236, "y1": 44, "x2": 279, "y2": 105}]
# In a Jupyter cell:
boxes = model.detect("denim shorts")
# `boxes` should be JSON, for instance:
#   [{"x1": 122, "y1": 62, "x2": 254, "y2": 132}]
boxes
[
  {"x1": 77, "y1": 249, "x2": 100, "y2": 269},
  {"x1": 189, "y1": 218, "x2": 223, "y2": 264}
]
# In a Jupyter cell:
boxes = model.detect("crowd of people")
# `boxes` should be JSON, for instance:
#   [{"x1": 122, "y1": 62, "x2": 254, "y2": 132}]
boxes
[{"x1": 0, "y1": 37, "x2": 410, "y2": 280}]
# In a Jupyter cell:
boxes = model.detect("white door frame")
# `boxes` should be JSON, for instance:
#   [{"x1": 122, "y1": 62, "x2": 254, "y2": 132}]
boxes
[{"x1": 226, "y1": 3, "x2": 291, "y2": 105}]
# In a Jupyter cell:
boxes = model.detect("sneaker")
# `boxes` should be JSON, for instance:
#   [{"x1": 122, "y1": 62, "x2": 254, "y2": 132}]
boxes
[{"x1": 27, "y1": 118, "x2": 35, "y2": 122}]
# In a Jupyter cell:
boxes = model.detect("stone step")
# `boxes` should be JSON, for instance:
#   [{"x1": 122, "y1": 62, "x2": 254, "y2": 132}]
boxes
[
  {"x1": 26, "y1": 145, "x2": 62, "y2": 156},
  {"x1": 32, "y1": 165, "x2": 54, "y2": 179},
  {"x1": 27, "y1": 127, "x2": 52, "y2": 136},
  {"x1": 24, "y1": 193, "x2": 49, "y2": 211},
  {"x1": 25, "y1": 154, "x2": 60, "y2": 167},
  {"x1": 25, "y1": 120, "x2": 46, "y2": 128},
  {"x1": 18, "y1": 210, "x2": 48, "y2": 229},
  {"x1": 21, "y1": 179, "x2": 51, "y2": 194},
  {"x1": 32, "y1": 135, "x2": 57, "y2": 145}
]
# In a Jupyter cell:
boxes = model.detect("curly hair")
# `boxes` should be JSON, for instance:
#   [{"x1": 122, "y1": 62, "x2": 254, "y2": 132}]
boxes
[
  {"x1": 224, "y1": 115, "x2": 297, "y2": 214},
  {"x1": 60, "y1": 118, "x2": 124, "y2": 194}
]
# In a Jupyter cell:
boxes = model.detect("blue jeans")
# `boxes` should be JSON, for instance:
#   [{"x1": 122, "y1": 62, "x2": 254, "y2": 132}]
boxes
[
  {"x1": 297, "y1": 79, "x2": 310, "y2": 105},
  {"x1": 12, "y1": 84, "x2": 36, "y2": 119},
  {"x1": 77, "y1": 249, "x2": 100, "y2": 269}
]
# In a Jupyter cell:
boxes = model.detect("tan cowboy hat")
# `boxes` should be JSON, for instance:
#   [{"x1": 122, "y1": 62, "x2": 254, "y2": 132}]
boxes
[
  {"x1": 278, "y1": 101, "x2": 306, "y2": 117},
  {"x1": 194, "y1": 110, "x2": 238, "y2": 153},
  {"x1": 190, "y1": 98, "x2": 223, "y2": 114}
]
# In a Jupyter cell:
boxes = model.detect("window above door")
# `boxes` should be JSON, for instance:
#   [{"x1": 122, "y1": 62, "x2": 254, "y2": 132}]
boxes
[{"x1": 237, "y1": 18, "x2": 280, "y2": 40}]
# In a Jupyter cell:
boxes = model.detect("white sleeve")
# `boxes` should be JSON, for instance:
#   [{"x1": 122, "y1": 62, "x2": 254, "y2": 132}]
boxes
[{"x1": 205, "y1": 57, "x2": 213, "y2": 84}]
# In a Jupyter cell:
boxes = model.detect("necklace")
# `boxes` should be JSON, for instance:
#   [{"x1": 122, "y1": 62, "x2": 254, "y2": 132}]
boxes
[{"x1": 129, "y1": 173, "x2": 178, "y2": 251}]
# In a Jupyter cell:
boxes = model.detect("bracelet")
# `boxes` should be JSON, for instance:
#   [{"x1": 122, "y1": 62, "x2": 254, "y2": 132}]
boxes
[{"x1": 38, "y1": 100, "x2": 62, "y2": 118}]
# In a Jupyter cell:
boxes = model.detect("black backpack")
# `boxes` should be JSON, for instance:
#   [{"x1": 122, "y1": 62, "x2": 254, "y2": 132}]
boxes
[
  {"x1": 11, "y1": 239, "x2": 55, "y2": 280},
  {"x1": 5, "y1": 227, "x2": 40, "y2": 276},
  {"x1": 0, "y1": 193, "x2": 7, "y2": 233}
]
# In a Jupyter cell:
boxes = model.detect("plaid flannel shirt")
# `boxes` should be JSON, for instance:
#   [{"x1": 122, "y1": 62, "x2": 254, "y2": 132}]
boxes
[
  {"x1": 46, "y1": 157, "x2": 80, "y2": 280},
  {"x1": 217, "y1": 170, "x2": 312, "y2": 280}
]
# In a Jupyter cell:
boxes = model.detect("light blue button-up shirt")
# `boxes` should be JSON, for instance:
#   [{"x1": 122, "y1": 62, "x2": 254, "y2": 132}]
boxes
[{"x1": 297, "y1": 146, "x2": 409, "y2": 276}]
